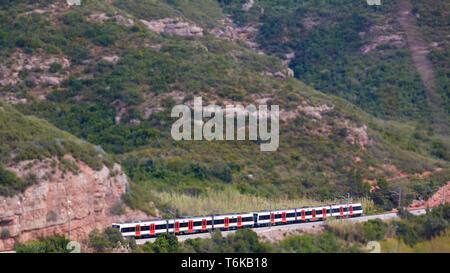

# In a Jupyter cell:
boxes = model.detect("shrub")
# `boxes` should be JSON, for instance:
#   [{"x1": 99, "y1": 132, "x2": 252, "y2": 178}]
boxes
[{"x1": 1, "y1": 229, "x2": 10, "y2": 239}]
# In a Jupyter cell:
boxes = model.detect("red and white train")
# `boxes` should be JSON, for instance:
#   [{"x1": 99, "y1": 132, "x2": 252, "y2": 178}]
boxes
[{"x1": 112, "y1": 203, "x2": 363, "y2": 238}]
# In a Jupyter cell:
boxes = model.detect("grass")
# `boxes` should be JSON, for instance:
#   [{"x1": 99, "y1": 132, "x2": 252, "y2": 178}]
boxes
[
  {"x1": 381, "y1": 229, "x2": 450, "y2": 253},
  {"x1": 134, "y1": 187, "x2": 377, "y2": 218}
]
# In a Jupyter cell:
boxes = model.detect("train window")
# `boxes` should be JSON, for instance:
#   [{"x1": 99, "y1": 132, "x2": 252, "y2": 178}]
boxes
[
  {"x1": 156, "y1": 224, "x2": 167, "y2": 230},
  {"x1": 121, "y1": 227, "x2": 134, "y2": 233}
]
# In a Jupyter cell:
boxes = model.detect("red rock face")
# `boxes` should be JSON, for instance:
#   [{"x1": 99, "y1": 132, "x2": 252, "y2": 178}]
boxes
[
  {"x1": 0, "y1": 159, "x2": 148, "y2": 251},
  {"x1": 409, "y1": 181, "x2": 450, "y2": 209}
]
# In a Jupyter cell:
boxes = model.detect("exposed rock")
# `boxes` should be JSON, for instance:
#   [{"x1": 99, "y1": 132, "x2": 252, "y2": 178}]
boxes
[
  {"x1": 361, "y1": 34, "x2": 404, "y2": 54},
  {"x1": 113, "y1": 15, "x2": 134, "y2": 27},
  {"x1": 298, "y1": 104, "x2": 333, "y2": 120},
  {"x1": 210, "y1": 25, "x2": 238, "y2": 41},
  {"x1": 286, "y1": 68, "x2": 294, "y2": 77},
  {"x1": 88, "y1": 13, "x2": 134, "y2": 27},
  {"x1": 0, "y1": 50, "x2": 70, "y2": 87},
  {"x1": 409, "y1": 181, "x2": 450, "y2": 209},
  {"x1": 88, "y1": 13, "x2": 110, "y2": 23},
  {"x1": 39, "y1": 76, "x2": 64, "y2": 85},
  {"x1": 102, "y1": 55, "x2": 120, "y2": 64},
  {"x1": 0, "y1": 158, "x2": 148, "y2": 251},
  {"x1": 283, "y1": 52, "x2": 295, "y2": 65},
  {"x1": 301, "y1": 17, "x2": 320, "y2": 31},
  {"x1": 345, "y1": 123, "x2": 373, "y2": 149},
  {"x1": 274, "y1": 71, "x2": 286, "y2": 79},
  {"x1": 140, "y1": 18, "x2": 203, "y2": 37},
  {"x1": 209, "y1": 17, "x2": 262, "y2": 52},
  {"x1": 242, "y1": 0, "x2": 254, "y2": 11},
  {"x1": 143, "y1": 107, "x2": 165, "y2": 119},
  {"x1": 235, "y1": 24, "x2": 261, "y2": 50}
]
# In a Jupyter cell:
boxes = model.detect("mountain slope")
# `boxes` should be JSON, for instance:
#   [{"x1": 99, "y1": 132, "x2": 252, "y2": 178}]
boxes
[{"x1": 0, "y1": 0, "x2": 448, "y2": 217}]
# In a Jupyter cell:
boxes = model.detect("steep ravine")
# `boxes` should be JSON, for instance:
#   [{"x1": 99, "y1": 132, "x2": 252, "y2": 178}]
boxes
[{"x1": 397, "y1": 0, "x2": 449, "y2": 134}]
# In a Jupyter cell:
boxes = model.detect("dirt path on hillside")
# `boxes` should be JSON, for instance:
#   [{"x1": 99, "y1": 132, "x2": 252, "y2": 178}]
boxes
[{"x1": 397, "y1": 0, "x2": 449, "y2": 134}]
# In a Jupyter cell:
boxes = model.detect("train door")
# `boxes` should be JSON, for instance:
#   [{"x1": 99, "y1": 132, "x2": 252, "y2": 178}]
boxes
[
  {"x1": 301, "y1": 210, "x2": 305, "y2": 221},
  {"x1": 135, "y1": 224, "x2": 141, "y2": 237},
  {"x1": 201, "y1": 219, "x2": 207, "y2": 231},
  {"x1": 270, "y1": 213, "x2": 275, "y2": 225},
  {"x1": 312, "y1": 209, "x2": 316, "y2": 221},
  {"x1": 339, "y1": 206, "x2": 343, "y2": 217},
  {"x1": 188, "y1": 220, "x2": 194, "y2": 233},
  {"x1": 349, "y1": 206, "x2": 353, "y2": 217},
  {"x1": 322, "y1": 208, "x2": 327, "y2": 219},
  {"x1": 282, "y1": 212, "x2": 286, "y2": 223},
  {"x1": 237, "y1": 216, "x2": 242, "y2": 228},
  {"x1": 224, "y1": 217, "x2": 229, "y2": 229},
  {"x1": 150, "y1": 224, "x2": 155, "y2": 236},
  {"x1": 175, "y1": 221, "x2": 180, "y2": 234},
  {"x1": 253, "y1": 213, "x2": 258, "y2": 226}
]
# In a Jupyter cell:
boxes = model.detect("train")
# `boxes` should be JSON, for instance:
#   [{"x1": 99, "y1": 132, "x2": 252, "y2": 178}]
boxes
[{"x1": 112, "y1": 203, "x2": 363, "y2": 238}]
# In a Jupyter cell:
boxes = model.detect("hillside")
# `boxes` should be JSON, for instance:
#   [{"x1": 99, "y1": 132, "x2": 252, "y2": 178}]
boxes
[
  {"x1": 0, "y1": 100, "x2": 147, "y2": 250},
  {"x1": 0, "y1": 0, "x2": 448, "y2": 221}
]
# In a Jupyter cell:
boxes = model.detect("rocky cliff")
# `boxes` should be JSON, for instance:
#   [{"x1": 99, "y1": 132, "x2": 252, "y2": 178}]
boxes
[{"x1": 0, "y1": 157, "x2": 147, "y2": 251}]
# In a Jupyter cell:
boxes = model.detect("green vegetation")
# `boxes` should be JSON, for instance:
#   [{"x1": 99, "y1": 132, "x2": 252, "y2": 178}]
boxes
[
  {"x1": 0, "y1": 0, "x2": 447, "y2": 214},
  {"x1": 411, "y1": 0, "x2": 450, "y2": 119},
  {"x1": 0, "y1": 101, "x2": 114, "y2": 196},
  {"x1": 17, "y1": 204, "x2": 448, "y2": 253},
  {"x1": 87, "y1": 227, "x2": 125, "y2": 253},
  {"x1": 327, "y1": 204, "x2": 450, "y2": 248},
  {"x1": 219, "y1": 0, "x2": 439, "y2": 123},
  {"x1": 14, "y1": 234, "x2": 71, "y2": 253}
]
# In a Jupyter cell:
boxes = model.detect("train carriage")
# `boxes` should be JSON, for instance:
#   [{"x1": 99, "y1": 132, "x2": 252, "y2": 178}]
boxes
[
  {"x1": 113, "y1": 219, "x2": 168, "y2": 238},
  {"x1": 168, "y1": 216, "x2": 213, "y2": 234},
  {"x1": 213, "y1": 213, "x2": 254, "y2": 230},
  {"x1": 113, "y1": 202, "x2": 363, "y2": 239}
]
